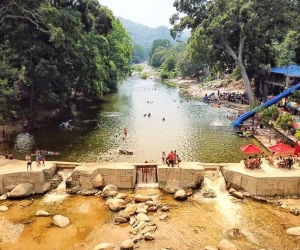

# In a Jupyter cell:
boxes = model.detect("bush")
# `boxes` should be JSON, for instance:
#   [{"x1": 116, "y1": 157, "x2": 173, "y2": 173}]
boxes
[
  {"x1": 131, "y1": 65, "x2": 143, "y2": 72},
  {"x1": 160, "y1": 71, "x2": 169, "y2": 80},
  {"x1": 295, "y1": 130, "x2": 300, "y2": 140},
  {"x1": 140, "y1": 72, "x2": 148, "y2": 79}
]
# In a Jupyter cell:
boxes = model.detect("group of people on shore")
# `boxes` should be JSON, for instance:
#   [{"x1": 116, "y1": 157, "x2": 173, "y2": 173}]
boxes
[
  {"x1": 25, "y1": 149, "x2": 60, "y2": 171},
  {"x1": 162, "y1": 150, "x2": 181, "y2": 167}
]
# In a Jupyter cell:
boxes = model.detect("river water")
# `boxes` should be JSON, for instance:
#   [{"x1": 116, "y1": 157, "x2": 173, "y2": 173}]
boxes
[{"x1": 4, "y1": 77, "x2": 261, "y2": 163}]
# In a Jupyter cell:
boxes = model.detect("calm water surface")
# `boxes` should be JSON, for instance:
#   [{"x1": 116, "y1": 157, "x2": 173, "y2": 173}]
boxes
[{"x1": 5, "y1": 77, "x2": 261, "y2": 162}]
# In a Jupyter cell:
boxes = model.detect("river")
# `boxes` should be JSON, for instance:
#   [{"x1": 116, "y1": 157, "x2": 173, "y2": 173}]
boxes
[
  {"x1": 4, "y1": 77, "x2": 261, "y2": 163},
  {"x1": 0, "y1": 77, "x2": 300, "y2": 249}
]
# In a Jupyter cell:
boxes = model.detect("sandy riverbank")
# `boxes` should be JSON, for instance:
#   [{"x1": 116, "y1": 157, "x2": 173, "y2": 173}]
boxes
[{"x1": 167, "y1": 77, "x2": 247, "y2": 100}]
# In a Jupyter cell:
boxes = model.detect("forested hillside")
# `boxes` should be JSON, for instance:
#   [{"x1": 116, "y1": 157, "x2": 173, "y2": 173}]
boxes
[{"x1": 119, "y1": 17, "x2": 189, "y2": 63}]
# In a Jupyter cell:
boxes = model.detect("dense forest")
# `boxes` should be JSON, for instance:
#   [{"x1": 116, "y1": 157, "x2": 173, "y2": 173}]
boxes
[{"x1": 0, "y1": 0, "x2": 132, "y2": 124}]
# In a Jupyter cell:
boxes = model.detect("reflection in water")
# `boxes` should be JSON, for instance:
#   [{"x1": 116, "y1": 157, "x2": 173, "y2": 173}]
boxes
[{"x1": 5, "y1": 77, "x2": 262, "y2": 163}]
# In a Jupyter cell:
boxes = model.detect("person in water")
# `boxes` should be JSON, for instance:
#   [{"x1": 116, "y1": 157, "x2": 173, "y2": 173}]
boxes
[{"x1": 60, "y1": 119, "x2": 72, "y2": 130}]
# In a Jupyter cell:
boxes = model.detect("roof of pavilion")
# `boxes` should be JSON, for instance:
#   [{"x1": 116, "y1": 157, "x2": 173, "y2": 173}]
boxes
[{"x1": 270, "y1": 64, "x2": 300, "y2": 77}]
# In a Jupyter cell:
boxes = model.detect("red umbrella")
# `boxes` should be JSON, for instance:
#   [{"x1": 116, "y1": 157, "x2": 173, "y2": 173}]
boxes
[
  {"x1": 240, "y1": 144, "x2": 262, "y2": 154},
  {"x1": 269, "y1": 143, "x2": 294, "y2": 153}
]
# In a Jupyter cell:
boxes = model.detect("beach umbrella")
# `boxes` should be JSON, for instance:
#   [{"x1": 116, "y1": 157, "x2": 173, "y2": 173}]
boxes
[
  {"x1": 294, "y1": 123, "x2": 300, "y2": 130},
  {"x1": 269, "y1": 143, "x2": 294, "y2": 154},
  {"x1": 240, "y1": 144, "x2": 262, "y2": 154},
  {"x1": 286, "y1": 101, "x2": 298, "y2": 108}
]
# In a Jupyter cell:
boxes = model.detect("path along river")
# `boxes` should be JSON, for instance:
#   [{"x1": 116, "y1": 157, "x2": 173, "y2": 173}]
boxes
[
  {"x1": 5, "y1": 77, "x2": 262, "y2": 162},
  {"x1": 1, "y1": 77, "x2": 300, "y2": 250}
]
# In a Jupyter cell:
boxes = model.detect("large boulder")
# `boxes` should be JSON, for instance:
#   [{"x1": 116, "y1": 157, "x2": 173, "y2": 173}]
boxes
[
  {"x1": 217, "y1": 239, "x2": 238, "y2": 250},
  {"x1": 93, "y1": 243, "x2": 115, "y2": 250},
  {"x1": 105, "y1": 198, "x2": 126, "y2": 211},
  {"x1": 162, "y1": 181, "x2": 182, "y2": 194},
  {"x1": 0, "y1": 193, "x2": 7, "y2": 201},
  {"x1": 286, "y1": 226, "x2": 300, "y2": 236},
  {"x1": 52, "y1": 215, "x2": 70, "y2": 228},
  {"x1": 231, "y1": 191, "x2": 244, "y2": 199},
  {"x1": 101, "y1": 184, "x2": 118, "y2": 198},
  {"x1": 91, "y1": 173, "x2": 104, "y2": 188},
  {"x1": 8, "y1": 183, "x2": 34, "y2": 198},
  {"x1": 174, "y1": 189, "x2": 188, "y2": 200}
]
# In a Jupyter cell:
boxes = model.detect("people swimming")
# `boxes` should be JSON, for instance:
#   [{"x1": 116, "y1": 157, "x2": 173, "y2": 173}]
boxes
[
  {"x1": 60, "y1": 119, "x2": 73, "y2": 130},
  {"x1": 148, "y1": 113, "x2": 151, "y2": 117},
  {"x1": 162, "y1": 118, "x2": 165, "y2": 121}
]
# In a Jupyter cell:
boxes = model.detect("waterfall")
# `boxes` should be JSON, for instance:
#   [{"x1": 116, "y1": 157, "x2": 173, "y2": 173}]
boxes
[
  {"x1": 201, "y1": 170, "x2": 241, "y2": 226},
  {"x1": 43, "y1": 169, "x2": 73, "y2": 204}
]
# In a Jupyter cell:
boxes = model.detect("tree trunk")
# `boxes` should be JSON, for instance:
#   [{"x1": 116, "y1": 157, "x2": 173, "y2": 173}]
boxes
[
  {"x1": 221, "y1": 35, "x2": 256, "y2": 106},
  {"x1": 237, "y1": 59, "x2": 256, "y2": 105}
]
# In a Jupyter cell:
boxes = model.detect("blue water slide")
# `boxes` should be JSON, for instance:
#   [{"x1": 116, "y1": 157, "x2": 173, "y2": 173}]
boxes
[
  {"x1": 232, "y1": 82, "x2": 300, "y2": 127},
  {"x1": 202, "y1": 92, "x2": 215, "y2": 102}
]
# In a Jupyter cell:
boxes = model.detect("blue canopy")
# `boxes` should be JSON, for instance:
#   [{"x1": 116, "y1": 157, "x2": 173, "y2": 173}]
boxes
[{"x1": 270, "y1": 65, "x2": 300, "y2": 77}]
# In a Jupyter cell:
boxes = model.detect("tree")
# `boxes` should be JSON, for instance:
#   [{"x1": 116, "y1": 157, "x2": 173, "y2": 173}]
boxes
[
  {"x1": 276, "y1": 114, "x2": 293, "y2": 133},
  {"x1": 132, "y1": 44, "x2": 147, "y2": 64},
  {"x1": 171, "y1": 0, "x2": 295, "y2": 106},
  {"x1": 149, "y1": 39, "x2": 172, "y2": 60}
]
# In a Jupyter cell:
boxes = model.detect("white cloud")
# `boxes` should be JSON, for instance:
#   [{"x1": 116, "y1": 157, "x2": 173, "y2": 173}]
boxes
[{"x1": 99, "y1": 0, "x2": 177, "y2": 28}]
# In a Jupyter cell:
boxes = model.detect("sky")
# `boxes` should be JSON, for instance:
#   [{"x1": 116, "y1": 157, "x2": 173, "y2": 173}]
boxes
[{"x1": 99, "y1": 0, "x2": 177, "y2": 28}]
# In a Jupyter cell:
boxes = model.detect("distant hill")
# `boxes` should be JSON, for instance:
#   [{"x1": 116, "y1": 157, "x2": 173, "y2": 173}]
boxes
[{"x1": 118, "y1": 17, "x2": 189, "y2": 49}]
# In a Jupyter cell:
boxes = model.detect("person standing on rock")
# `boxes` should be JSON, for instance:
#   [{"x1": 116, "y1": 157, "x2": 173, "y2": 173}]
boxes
[
  {"x1": 26, "y1": 154, "x2": 32, "y2": 171},
  {"x1": 162, "y1": 151, "x2": 166, "y2": 164}
]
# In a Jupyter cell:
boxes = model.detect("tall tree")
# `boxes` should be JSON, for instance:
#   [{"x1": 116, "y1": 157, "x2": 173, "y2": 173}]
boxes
[{"x1": 171, "y1": 0, "x2": 295, "y2": 106}]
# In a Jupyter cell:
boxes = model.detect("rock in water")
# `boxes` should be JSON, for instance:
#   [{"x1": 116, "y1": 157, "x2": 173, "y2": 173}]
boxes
[
  {"x1": 134, "y1": 194, "x2": 153, "y2": 202},
  {"x1": 93, "y1": 243, "x2": 115, "y2": 250},
  {"x1": 0, "y1": 206, "x2": 8, "y2": 212},
  {"x1": 91, "y1": 173, "x2": 104, "y2": 188},
  {"x1": 36, "y1": 210, "x2": 50, "y2": 217},
  {"x1": 218, "y1": 239, "x2": 238, "y2": 250},
  {"x1": 8, "y1": 183, "x2": 34, "y2": 198},
  {"x1": 101, "y1": 184, "x2": 118, "y2": 198},
  {"x1": 174, "y1": 189, "x2": 188, "y2": 200},
  {"x1": 105, "y1": 199, "x2": 126, "y2": 211},
  {"x1": 286, "y1": 226, "x2": 300, "y2": 236},
  {"x1": 136, "y1": 213, "x2": 150, "y2": 222},
  {"x1": 52, "y1": 215, "x2": 70, "y2": 228},
  {"x1": 120, "y1": 239, "x2": 134, "y2": 250}
]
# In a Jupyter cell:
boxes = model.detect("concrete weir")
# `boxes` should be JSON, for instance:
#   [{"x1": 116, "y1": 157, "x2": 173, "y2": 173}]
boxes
[{"x1": 1, "y1": 156, "x2": 300, "y2": 196}]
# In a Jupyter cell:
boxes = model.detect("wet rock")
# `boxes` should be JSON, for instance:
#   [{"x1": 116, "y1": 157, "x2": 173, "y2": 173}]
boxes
[
  {"x1": 115, "y1": 217, "x2": 128, "y2": 223},
  {"x1": 105, "y1": 199, "x2": 126, "y2": 211},
  {"x1": 93, "y1": 242, "x2": 115, "y2": 250},
  {"x1": 8, "y1": 183, "x2": 34, "y2": 198},
  {"x1": 144, "y1": 232, "x2": 155, "y2": 240},
  {"x1": 201, "y1": 187, "x2": 216, "y2": 198},
  {"x1": 91, "y1": 173, "x2": 104, "y2": 188},
  {"x1": 118, "y1": 211, "x2": 130, "y2": 219},
  {"x1": 0, "y1": 193, "x2": 7, "y2": 200},
  {"x1": 136, "y1": 213, "x2": 150, "y2": 222},
  {"x1": 94, "y1": 190, "x2": 102, "y2": 196},
  {"x1": 159, "y1": 214, "x2": 168, "y2": 220},
  {"x1": 252, "y1": 196, "x2": 268, "y2": 203},
  {"x1": 160, "y1": 206, "x2": 169, "y2": 212},
  {"x1": 204, "y1": 246, "x2": 218, "y2": 250},
  {"x1": 36, "y1": 210, "x2": 50, "y2": 217},
  {"x1": 125, "y1": 204, "x2": 137, "y2": 215},
  {"x1": 120, "y1": 239, "x2": 134, "y2": 250},
  {"x1": 134, "y1": 194, "x2": 152, "y2": 203},
  {"x1": 66, "y1": 186, "x2": 80, "y2": 194},
  {"x1": 218, "y1": 239, "x2": 238, "y2": 250},
  {"x1": 286, "y1": 226, "x2": 300, "y2": 236},
  {"x1": 231, "y1": 191, "x2": 244, "y2": 200},
  {"x1": 52, "y1": 215, "x2": 70, "y2": 228},
  {"x1": 101, "y1": 184, "x2": 118, "y2": 198},
  {"x1": 290, "y1": 208, "x2": 299, "y2": 216},
  {"x1": 227, "y1": 228, "x2": 243, "y2": 239},
  {"x1": 228, "y1": 188, "x2": 236, "y2": 194},
  {"x1": 0, "y1": 205, "x2": 8, "y2": 212},
  {"x1": 185, "y1": 188, "x2": 194, "y2": 196},
  {"x1": 147, "y1": 206, "x2": 157, "y2": 212},
  {"x1": 129, "y1": 217, "x2": 136, "y2": 225},
  {"x1": 174, "y1": 189, "x2": 188, "y2": 200},
  {"x1": 81, "y1": 189, "x2": 98, "y2": 196},
  {"x1": 162, "y1": 181, "x2": 182, "y2": 194},
  {"x1": 281, "y1": 204, "x2": 287, "y2": 209}
]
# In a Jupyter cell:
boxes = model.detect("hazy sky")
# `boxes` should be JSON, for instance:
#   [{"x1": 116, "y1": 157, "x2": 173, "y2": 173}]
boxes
[{"x1": 99, "y1": 0, "x2": 177, "y2": 28}]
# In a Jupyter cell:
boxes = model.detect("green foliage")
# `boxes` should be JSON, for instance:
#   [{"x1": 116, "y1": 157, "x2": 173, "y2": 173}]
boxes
[
  {"x1": 276, "y1": 114, "x2": 293, "y2": 132},
  {"x1": 140, "y1": 72, "x2": 148, "y2": 79},
  {"x1": 132, "y1": 44, "x2": 147, "y2": 63},
  {"x1": 0, "y1": 0, "x2": 132, "y2": 123},
  {"x1": 294, "y1": 130, "x2": 300, "y2": 141},
  {"x1": 231, "y1": 67, "x2": 241, "y2": 81},
  {"x1": 160, "y1": 71, "x2": 169, "y2": 80},
  {"x1": 260, "y1": 105, "x2": 279, "y2": 126},
  {"x1": 131, "y1": 65, "x2": 143, "y2": 72}
]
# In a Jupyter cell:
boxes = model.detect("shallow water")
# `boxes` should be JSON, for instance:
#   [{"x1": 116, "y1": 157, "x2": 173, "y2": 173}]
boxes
[
  {"x1": 3, "y1": 77, "x2": 264, "y2": 163},
  {"x1": 1, "y1": 192, "x2": 300, "y2": 250}
]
